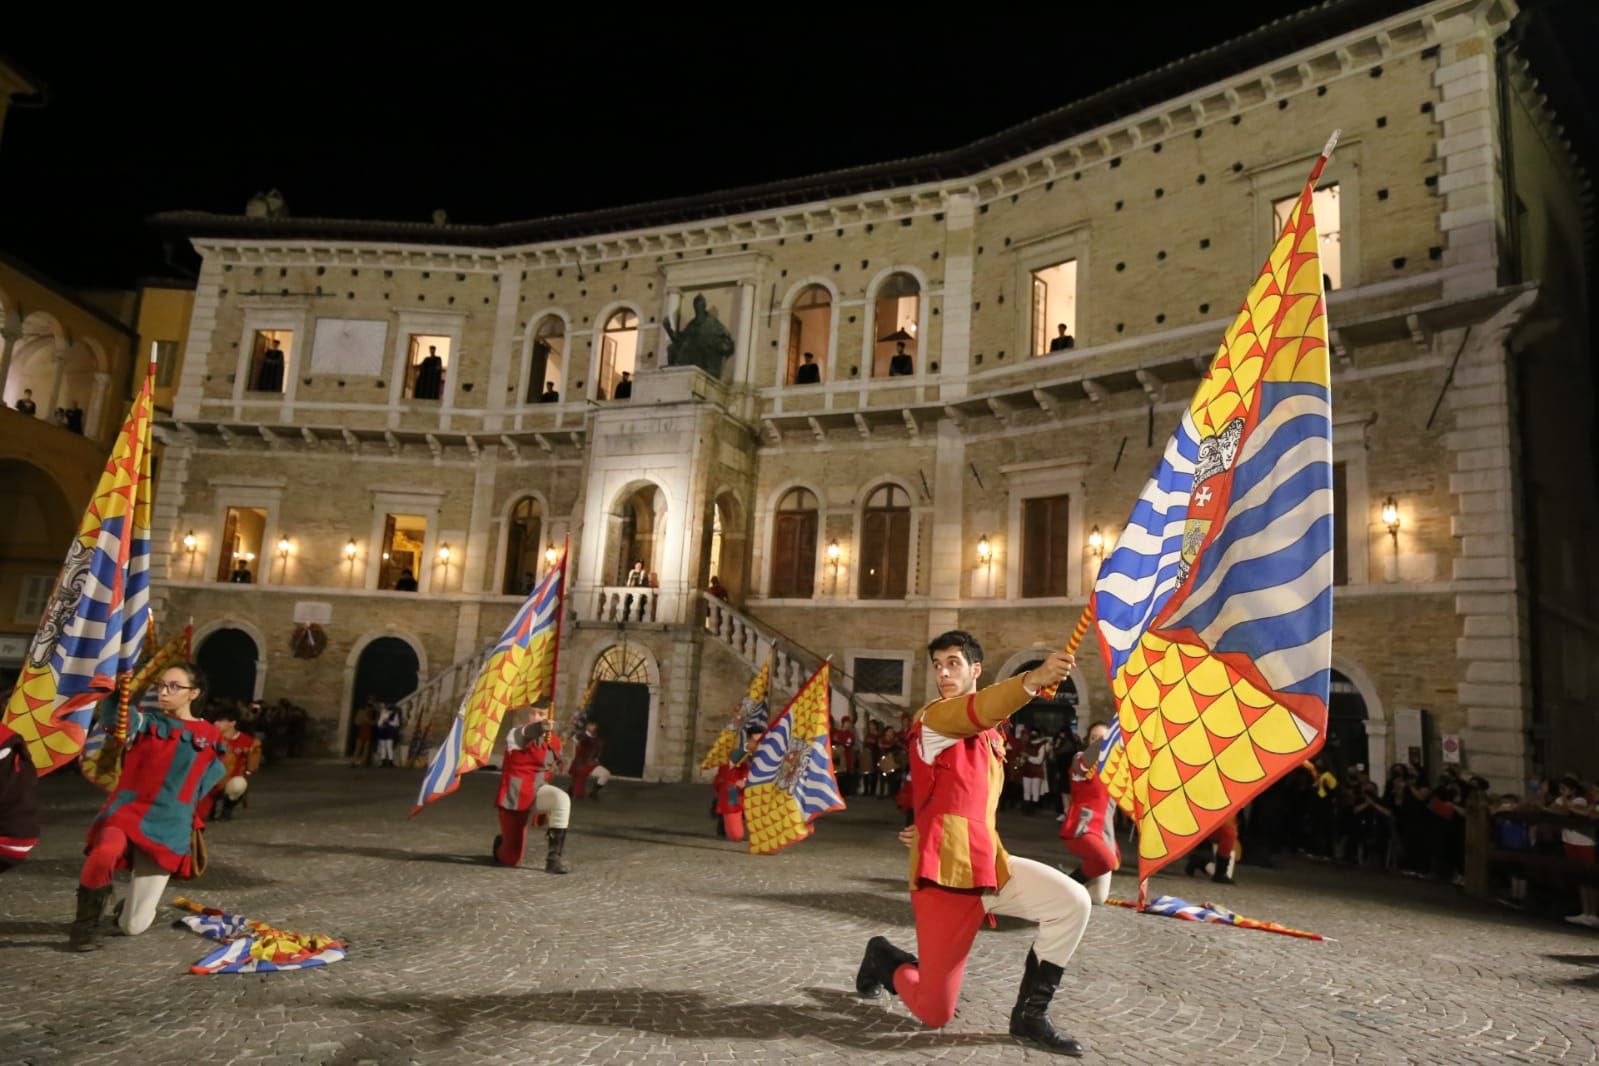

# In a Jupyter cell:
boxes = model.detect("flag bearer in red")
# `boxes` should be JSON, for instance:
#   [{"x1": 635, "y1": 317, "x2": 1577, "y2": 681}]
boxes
[
  {"x1": 855, "y1": 631, "x2": 1091, "y2": 1056},
  {"x1": 711, "y1": 733, "x2": 761, "y2": 841},
  {"x1": 492, "y1": 705, "x2": 572, "y2": 874},
  {"x1": 199, "y1": 709, "x2": 261, "y2": 822},
  {"x1": 1060, "y1": 721, "x2": 1121, "y2": 905}
]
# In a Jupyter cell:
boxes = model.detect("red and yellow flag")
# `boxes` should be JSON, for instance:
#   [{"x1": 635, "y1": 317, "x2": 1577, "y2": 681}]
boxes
[{"x1": 743, "y1": 662, "x2": 844, "y2": 854}]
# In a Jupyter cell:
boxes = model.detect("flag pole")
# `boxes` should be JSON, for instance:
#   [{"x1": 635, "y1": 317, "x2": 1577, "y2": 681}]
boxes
[
  {"x1": 1039, "y1": 600, "x2": 1096, "y2": 700},
  {"x1": 548, "y1": 532, "x2": 571, "y2": 715}
]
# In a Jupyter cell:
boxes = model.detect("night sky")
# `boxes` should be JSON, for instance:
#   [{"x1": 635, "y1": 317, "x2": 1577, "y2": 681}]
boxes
[{"x1": 2, "y1": 4, "x2": 1596, "y2": 288}]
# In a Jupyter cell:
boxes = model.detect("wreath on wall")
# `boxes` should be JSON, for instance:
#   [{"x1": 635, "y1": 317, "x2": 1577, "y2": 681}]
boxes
[{"x1": 291, "y1": 623, "x2": 327, "y2": 659}]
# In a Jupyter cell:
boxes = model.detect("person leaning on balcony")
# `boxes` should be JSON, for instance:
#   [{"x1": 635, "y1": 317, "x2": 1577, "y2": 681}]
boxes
[
  {"x1": 794, "y1": 351, "x2": 821, "y2": 385},
  {"x1": 625, "y1": 561, "x2": 647, "y2": 587},
  {"x1": 13, "y1": 388, "x2": 36, "y2": 415},
  {"x1": 1049, "y1": 324, "x2": 1075, "y2": 352}
]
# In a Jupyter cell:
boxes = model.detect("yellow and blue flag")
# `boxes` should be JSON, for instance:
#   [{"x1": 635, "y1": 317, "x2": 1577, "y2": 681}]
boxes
[
  {"x1": 744, "y1": 661, "x2": 844, "y2": 854},
  {"x1": 413, "y1": 545, "x2": 566, "y2": 815},
  {"x1": 1, "y1": 362, "x2": 156, "y2": 775},
  {"x1": 700, "y1": 647, "x2": 771, "y2": 771},
  {"x1": 1093, "y1": 137, "x2": 1337, "y2": 880}
]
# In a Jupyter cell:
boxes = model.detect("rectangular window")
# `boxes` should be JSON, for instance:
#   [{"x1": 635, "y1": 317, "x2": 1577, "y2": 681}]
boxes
[
  {"x1": 1332, "y1": 462, "x2": 1348, "y2": 587},
  {"x1": 215, "y1": 506, "x2": 267, "y2": 583},
  {"x1": 404, "y1": 334, "x2": 451, "y2": 401},
  {"x1": 1273, "y1": 183, "x2": 1341, "y2": 291},
  {"x1": 151, "y1": 340, "x2": 180, "y2": 387},
  {"x1": 380, "y1": 513, "x2": 427, "y2": 591},
  {"x1": 1030, "y1": 260, "x2": 1078, "y2": 356},
  {"x1": 852, "y1": 657, "x2": 906, "y2": 697},
  {"x1": 14, "y1": 574, "x2": 54, "y2": 624},
  {"x1": 246, "y1": 330, "x2": 292, "y2": 394},
  {"x1": 1021, "y1": 494, "x2": 1071, "y2": 598}
]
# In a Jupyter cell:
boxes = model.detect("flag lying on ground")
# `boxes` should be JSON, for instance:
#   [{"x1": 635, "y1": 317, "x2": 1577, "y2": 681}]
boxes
[
  {"x1": 1092, "y1": 137, "x2": 1338, "y2": 881},
  {"x1": 412, "y1": 549, "x2": 566, "y2": 815},
  {"x1": 1, "y1": 362, "x2": 157, "y2": 775},
  {"x1": 700, "y1": 648, "x2": 772, "y2": 770},
  {"x1": 81, "y1": 623, "x2": 193, "y2": 793},
  {"x1": 1107, "y1": 894, "x2": 1328, "y2": 941},
  {"x1": 172, "y1": 897, "x2": 348, "y2": 974},
  {"x1": 743, "y1": 661, "x2": 844, "y2": 854}
]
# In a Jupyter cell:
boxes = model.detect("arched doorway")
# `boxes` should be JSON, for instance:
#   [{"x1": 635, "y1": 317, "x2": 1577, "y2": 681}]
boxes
[
  {"x1": 348, "y1": 637, "x2": 420, "y2": 752},
  {"x1": 196, "y1": 628, "x2": 259, "y2": 706},
  {"x1": 588, "y1": 644, "x2": 651, "y2": 777},
  {"x1": 1326, "y1": 669, "x2": 1370, "y2": 776},
  {"x1": 502, "y1": 495, "x2": 544, "y2": 595},
  {"x1": 605, "y1": 482, "x2": 666, "y2": 586},
  {"x1": 1007, "y1": 659, "x2": 1080, "y2": 738},
  {"x1": 702, "y1": 491, "x2": 747, "y2": 602}
]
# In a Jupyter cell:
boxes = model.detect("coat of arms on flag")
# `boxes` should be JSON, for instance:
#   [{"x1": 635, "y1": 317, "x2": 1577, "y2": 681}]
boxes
[
  {"x1": 1092, "y1": 136, "x2": 1338, "y2": 881},
  {"x1": 743, "y1": 661, "x2": 844, "y2": 854}
]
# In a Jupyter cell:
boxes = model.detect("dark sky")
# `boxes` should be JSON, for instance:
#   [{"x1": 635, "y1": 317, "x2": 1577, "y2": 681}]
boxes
[{"x1": 2, "y1": 3, "x2": 1596, "y2": 288}]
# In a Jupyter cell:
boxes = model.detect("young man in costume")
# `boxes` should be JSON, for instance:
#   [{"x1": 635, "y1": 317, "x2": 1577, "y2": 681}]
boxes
[
  {"x1": 1060, "y1": 721, "x2": 1120, "y2": 904},
  {"x1": 492, "y1": 704, "x2": 572, "y2": 874},
  {"x1": 856, "y1": 631, "x2": 1091, "y2": 1056},
  {"x1": 199, "y1": 708, "x2": 261, "y2": 822}
]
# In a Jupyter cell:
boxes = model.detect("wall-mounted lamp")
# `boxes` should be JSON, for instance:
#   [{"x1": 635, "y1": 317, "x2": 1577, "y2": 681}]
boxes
[
  {"x1": 437, "y1": 543, "x2": 453, "y2": 565},
  {"x1": 182, "y1": 531, "x2": 198, "y2": 554},
  {"x1": 1381, "y1": 497, "x2": 1400, "y2": 544},
  {"x1": 544, "y1": 542, "x2": 558, "y2": 567},
  {"x1": 826, "y1": 539, "x2": 841, "y2": 565},
  {"x1": 276, "y1": 535, "x2": 292, "y2": 559},
  {"x1": 1088, "y1": 526, "x2": 1105, "y2": 556},
  {"x1": 343, "y1": 538, "x2": 358, "y2": 561},
  {"x1": 976, "y1": 534, "x2": 992, "y2": 565}
]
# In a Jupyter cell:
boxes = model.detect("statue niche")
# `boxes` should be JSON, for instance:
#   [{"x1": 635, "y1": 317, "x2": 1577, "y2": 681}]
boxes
[{"x1": 663, "y1": 293, "x2": 735, "y2": 380}]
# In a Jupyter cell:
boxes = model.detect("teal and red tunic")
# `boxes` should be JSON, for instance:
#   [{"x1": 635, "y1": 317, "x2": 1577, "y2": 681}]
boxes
[{"x1": 87, "y1": 702, "x2": 226, "y2": 877}]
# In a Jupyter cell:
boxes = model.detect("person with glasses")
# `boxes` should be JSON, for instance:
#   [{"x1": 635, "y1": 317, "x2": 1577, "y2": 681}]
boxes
[{"x1": 69, "y1": 663, "x2": 227, "y2": 951}]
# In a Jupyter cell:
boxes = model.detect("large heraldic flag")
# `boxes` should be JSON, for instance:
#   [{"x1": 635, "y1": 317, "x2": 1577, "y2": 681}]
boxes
[{"x1": 1092, "y1": 138, "x2": 1338, "y2": 881}]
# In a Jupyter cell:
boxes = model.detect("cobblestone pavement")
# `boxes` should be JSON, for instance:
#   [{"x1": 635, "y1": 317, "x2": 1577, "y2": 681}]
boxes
[{"x1": 2, "y1": 763, "x2": 1597, "y2": 1065}]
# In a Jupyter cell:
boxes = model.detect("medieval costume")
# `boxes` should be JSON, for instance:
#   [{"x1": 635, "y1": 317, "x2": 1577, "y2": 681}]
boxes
[
  {"x1": 1061, "y1": 749, "x2": 1120, "y2": 904},
  {"x1": 0, "y1": 736, "x2": 40, "y2": 873},
  {"x1": 200, "y1": 725, "x2": 260, "y2": 822},
  {"x1": 1186, "y1": 813, "x2": 1241, "y2": 885},
  {"x1": 570, "y1": 724, "x2": 611, "y2": 798},
  {"x1": 374, "y1": 704, "x2": 403, "y2": 767},
  {"x1": 712, "y1": 749, "x2": 753, "y2": 841},
  {"x1": 492, "y1": 720, "x2": 571, "y2": 873},
  {"x1": 856, "y1": 673, "x2": 1091, "y2": 1054},
  {"x1": 1022, "y1": 731, "x2": 1051, "y2": 808},
  {"x1": 72, "y1": 695, "x2": 225, "y2": 950}
]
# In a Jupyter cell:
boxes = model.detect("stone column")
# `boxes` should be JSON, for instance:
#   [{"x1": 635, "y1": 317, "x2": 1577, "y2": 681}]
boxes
[
  {"x1": 937, "y1": 192, "x2": 978, "y2": 397},
  {"x1": 1445, "y1": 292, "x2": 1536, "y2": 790},
  {"x1": 1432, "y1": 15, "x2": 1509, "y2": 299},
  {"x1": 88, "y1": 371, "x2": 110, "y2": 439},
  {"x1": 44, "y1": 341, "x2": 67, "y2": 417},
  {"x1": 0, "y1": 309, "x2": 21, "y2": 400}
]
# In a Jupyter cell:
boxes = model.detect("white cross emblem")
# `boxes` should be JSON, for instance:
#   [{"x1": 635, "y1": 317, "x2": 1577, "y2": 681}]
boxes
[{"x1": 1193, "y1": 485, "x2": 1213, "y2": 507}]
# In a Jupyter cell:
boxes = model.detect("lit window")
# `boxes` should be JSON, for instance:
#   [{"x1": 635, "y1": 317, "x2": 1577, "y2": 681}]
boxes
[{"x1": 1274, "y1": 183, "x2": 1341, "y2": 291}]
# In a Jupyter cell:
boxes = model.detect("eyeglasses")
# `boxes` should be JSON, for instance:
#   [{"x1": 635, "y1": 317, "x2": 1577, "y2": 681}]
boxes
[{"x1": 155, "y1": 682, "x2": 197, "y2": 694}]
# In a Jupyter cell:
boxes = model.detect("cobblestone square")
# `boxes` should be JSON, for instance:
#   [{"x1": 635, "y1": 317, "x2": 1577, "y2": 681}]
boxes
[{"x1": 2, "y1": 764, "x2": 1596, "y2": 1065}]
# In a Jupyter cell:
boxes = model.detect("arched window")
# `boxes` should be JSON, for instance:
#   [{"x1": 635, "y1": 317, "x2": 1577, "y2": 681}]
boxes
[
  {"x1": 787, "y1": 285, "x2": 832, "y2": 385},
  {"x1": 526, "y1": 316, "x2": 566, "y2": 402},
  {"x1": 871, "y1": 273, "x2": 920, "y2": 378},
  {"x1": 859, "y1": 484, "x2": 910, "y2": 599},
  {"x1": 769, "y1": 487, "x2": 818, "y2": 598},
  {"x1": 596, "y1": 309, "x2": 639, "y2": 400},
  {"x1": 502, "y1": 496, "x2": 544, "y2": 595}
]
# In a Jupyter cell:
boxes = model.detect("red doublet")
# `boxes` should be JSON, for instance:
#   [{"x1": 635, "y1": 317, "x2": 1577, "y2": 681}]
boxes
[
  {"x1": 87, "y1": 712, "x2": 225, "y2": 878},
  {"x1": 1061, "y1": 752, "x2": 1121, "y2": 878},
  {"x1": 218, "y1": 732, "x2": 259, "y2": 779},
  {"x1": 498, "y1": 730, "x2": 559, "y2": 811},
  {"x1": 712, "y1": 760, "x2": 750, "y2": 815}
]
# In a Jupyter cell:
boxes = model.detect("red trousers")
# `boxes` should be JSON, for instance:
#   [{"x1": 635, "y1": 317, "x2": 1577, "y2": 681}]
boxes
[
  {"x1": 81, "y1": 824, "x2": 130, "y2": 889},
  {"x1": 494, "y1": 807, "x2": 537, "y2": 867},
  {"x1": 571, "y1": 764, "x2": 595, "y2": 798},
  {"x1": 722, "y1": 811, "x2": 745, "y2": 841},
  {"x1": 892, "y1": 883, "x2": 988, "y2": 1028},
  {"x1": 1211, "y1": 820, "x2": 1238, "y2": 855},
  {"x1": 1063, "y1": 833, "x2": 1118, "y2": 879}
]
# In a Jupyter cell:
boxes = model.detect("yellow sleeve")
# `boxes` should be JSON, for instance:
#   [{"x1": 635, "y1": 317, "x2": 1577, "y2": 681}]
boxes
[{"x1": 920, "y1": 675, "x2": 1033, "y2": 738}]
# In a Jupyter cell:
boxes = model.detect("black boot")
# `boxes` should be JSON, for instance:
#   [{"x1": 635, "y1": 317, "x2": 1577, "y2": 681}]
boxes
[
  {"x1": 545, "y1": 829, "x2": 570, "y2": 874},
  {"x1": 491, "y1": 834, "x2": 504, "y2": 866},
  {"x1": 1009, "y1": 949, "x2": 1085, "y2": 1056},
  {"x1": 855, "y1": 935, "x2": 916, "y2": 998},
  {"x1": 219, "y1": 796, "x2": 238, "y2": 821},
  {"x1": 69, "y1": 885, "x2": 111, "y2": 952},
  {"x1": 1212, "y1": 850, "x2": 1236, "y2": 885},
  {"x1": 1186, "y1": 845, "x2": 1211, "y2": 877}
]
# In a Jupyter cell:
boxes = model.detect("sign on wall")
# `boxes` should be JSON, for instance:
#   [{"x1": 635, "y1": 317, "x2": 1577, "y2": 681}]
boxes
[{"x1": 310, "y1": 319, "x2": 388, "y2": 377}]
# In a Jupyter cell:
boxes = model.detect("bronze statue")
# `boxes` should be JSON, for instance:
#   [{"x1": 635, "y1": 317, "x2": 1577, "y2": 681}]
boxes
[{"x1": 663, "y1": 294, "x2": 735, "y2": 379}]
